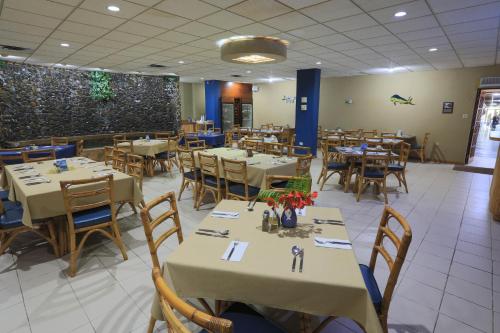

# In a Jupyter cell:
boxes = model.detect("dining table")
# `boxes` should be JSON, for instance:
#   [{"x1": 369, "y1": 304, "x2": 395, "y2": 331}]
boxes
[
  {"x1": 118, "y1": 139, "x2": 178, "y2": 176},
  {"x1": 186, "y1": 132, "x2": 225, "y2": 147},
  {"x1": 1, "y1": 157, "x2": 143, "y2": 227},
  {"x1": 193, "y1": 147, "x2": 297, "y2": 188},
  {"x1": 0, "y1": 145, "x2": 77, "y2": 164},
  {"x1": 150, "y1": 200, "x2": 383, "y2": 333}
]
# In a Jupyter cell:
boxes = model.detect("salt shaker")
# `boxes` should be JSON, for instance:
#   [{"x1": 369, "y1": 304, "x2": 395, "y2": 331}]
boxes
[{"x1": 262, "y1": 210, "x2": 270, "y2": 232}]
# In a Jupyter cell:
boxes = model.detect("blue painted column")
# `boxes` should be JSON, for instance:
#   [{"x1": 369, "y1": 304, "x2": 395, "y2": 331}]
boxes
[
  {"x1": 295, "y1": 68, "x2": 321, "y2": 156},
  {"x1": 204, "y1": 80, "x2": 222, "y2": 129}
]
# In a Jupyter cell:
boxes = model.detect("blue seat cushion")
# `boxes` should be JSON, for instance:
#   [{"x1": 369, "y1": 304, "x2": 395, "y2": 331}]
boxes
[
  {"x1": 228, "y1": 182, "x2": 260, "y2": 197},
  {"x1": 359, "y1": 264, "x2": 383, "y2": 313},
  {"x1": 388, "y1": 163, "x2": 404, "y2": 171},
  {"x1": 0, "y1": 201, "x2": 24, "y2": 229},
  {"x1": 271, "y1": 180, "x2": 288, "y2": 189},
  {"x1": 0, "y1": 190, "x2": 8, "y2": 201},
  {"x1": 155, "y1": 151, "x2": 176, "y2": 159},
  {"x1": 203, "y1": 175, "x2": 226, "y2": 188},
  {"x1": 363, "y1": 168, "x2": 384, "y2": 178},
  {"x1": 199, "y1": 303, "x2": 285, "y2": 333},
  {"x1": 72, "y1": 206, "x2": 112, "y2": 229},
  {"x1": 327, "y1": 162, "x2": 348, "y2": 170},
  {"x1": 184, "y1": 168, "x2": 200, "y2": 180}
]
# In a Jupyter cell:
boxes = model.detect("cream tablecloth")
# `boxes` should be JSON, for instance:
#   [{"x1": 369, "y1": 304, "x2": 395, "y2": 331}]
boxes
[
  {"x1": 1, "y1": 158, "x2": 143, "y2": 226},
  {"x1": 119, "y1": 139, "x2": 177, "y2": 157},
  {"x1": 151, "y1": 200, "x2": 382, "y2": 333},
  {"x1": 194, "y1": 147, "x2": 297, "y2": 188}
]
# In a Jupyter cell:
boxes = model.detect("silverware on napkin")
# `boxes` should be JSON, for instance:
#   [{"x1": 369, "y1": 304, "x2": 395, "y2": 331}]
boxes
[
  {"x1": 299, "y1": 249, "x2": 304, "y2": 273},
  {"x1": 227, "y1": 240, "x2": 239, "y2": 261},
  {"x1": 198, "y1": 229, "x2": 229, "y2": 236},
  {"x1": 315, "y1": 239, "x2": 351, "y2": 245},
  {"x1": 313, "y1": 218, "x2": 344, "y2": 225},
  {"x1": 195, "y1": 231, "x2": 229, "y2": 238}
]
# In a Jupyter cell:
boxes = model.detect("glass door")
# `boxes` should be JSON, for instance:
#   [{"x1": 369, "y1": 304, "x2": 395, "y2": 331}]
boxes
[
  {"x1": 222, "y1": 103, "x2": 234, "y2": 132},
  {"x1": 241, "y1": 103, "x2": 253, "y2": 128}
]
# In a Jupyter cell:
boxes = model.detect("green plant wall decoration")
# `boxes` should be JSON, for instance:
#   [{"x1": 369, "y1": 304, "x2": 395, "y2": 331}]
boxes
[{"x1": 90, "y1": 71, "x2": 115, "y2": 100}]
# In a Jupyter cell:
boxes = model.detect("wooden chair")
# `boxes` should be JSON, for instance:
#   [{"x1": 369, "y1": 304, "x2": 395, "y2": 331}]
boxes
[
  {"x1": 221, "y1": 158, "x2": 260, "y2": 201},
  {"x1": 264, "y1": 142, "x2": 284, "y2": 156},
  {"x1": 344, "y1": 129, "x2": 362, "y2": 138},
  {"x1": 243, "y1": 139, "x2": 264, "y2": 153},
  {"x1": 21, "y1": 148, "x2": 56, "y2": 163},
  {"x1": 363, "y1": 130, "x2": 378, "y2": 138},
  {"x1": 177, "y1": 148, "x2": 200, "y2": 207},
  {"x1": 265, "y1": 175, "x2": 312, "y2": 193},
  {"x1": 114, "y1": 139, "x2": 134, "y2": 153},
  {"x1": 380, "y1": 132, "x2": 396, "y2": 138},
  {"x1": 117, "y1": 154, "x2": 146, "y2": 215},
  {"x1": 224, "y1": 131, "x2": 234, "y2": 148},
  {"x1": 113, "y1": 135, "x2": 126, "y2": 141},
  {"x1": 287, "y1": 145, "x2": 311, "y2": 157},
  {"x1": 112, "y1": 149, "x2": 127, "y2": 172},
  {"x1": 296, "y1": 154, "x2": 313, "y2": 177},
  {"x1": 313, "y1": 206, "x2": 412, "y2": 333},
  {"x1": 155, "y1": 131, "x2": 175, "y2": 139},
  {"x1": 76, "y1": 140, "x2": 84, "y2": 156},
  {"x1": 355, "y1": 149, "x2": 391, "y2": 204},
  {"x1": 51, "y1": 137, "x2": 69, "y2": 146},
  {"x1": 0, "y1": 200, "x2": 59, "y2": 256},
  {"x1": 196, "y1": 153, "x2": 225, "y2": 210},
  {"x1": 103, "y1": 146, "x2": 114, "y2": 166},
  {"x1": 366, "y1": 137, "x2": 383, "y2": 147},
  {"x1": 411, "y1": 132, "x2": 430, "y2": 162},
  {"x1": 188, "y1": 140, "x2": 206, "y2": 150},
  {"x1": 155, "y1": 137, "x2": 178, "y2": 173},
  {"x1": 152, "y1": 266, "x2": 287, "y2": 333},
  {"x1": 344, "y1": 137, "x2": 365, "y2": 147},
  {"x1": 0, "y1": 148, "x2": 24, "y2": 171},
  {"x1": 60, "y1": 175, "x2": 128, "y2": 277},
  {"x1": 388, "y1": 142, "x2": 410, "y2": 193},
  {"x1": 213, "y1": 128, "x2": 221, "y2": 133},
  {"x1": 318, "y1": 140, "x2": 348, "y2": 191}
]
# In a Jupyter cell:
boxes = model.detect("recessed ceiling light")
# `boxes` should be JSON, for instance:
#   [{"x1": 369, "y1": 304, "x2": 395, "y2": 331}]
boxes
[
  {"x1": 246, "y1": 70, "x2": 252, "y2": 74},
  {"x1": 394, "y1": 11, "x2": 407, "y2": 17},
  {"x1": 178, "y1": 60, "x2": 184, "y2": 64},
  {"x1": 107, "y1": 5, "x2": 120, "y2": 12},
  {"x1": 60, "y1": 43, "x2": 70, "y2": 47},
  {"x1": 316, "y1": 61, "x2": 322, "y2": 65},
  {"x1": 200, "y1": 77, "x2": 204, "y2": 80},
  {"x1": 428, "y1": 48, "x2": 438, "y2": 52}
]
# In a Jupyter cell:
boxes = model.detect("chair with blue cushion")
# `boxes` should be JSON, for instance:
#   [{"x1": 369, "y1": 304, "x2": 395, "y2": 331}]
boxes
[
  {"x1": 313, "y1": 206, "x2": 412, "y2": 333},
  {"x1": 0, "y1": 190, "x2": 8, "y2": 201},
  {"x1": 387, "y1": 142, "x2": 410, "y2": 193},
  {"x1": 0, "y1": 148, "x2": 25, "y2": 172},
  {"x1": 177, "y1": 148, "x2": 200, "y2": 207},
  {"x1": 355, "y1": 149, "x2": 391, "y2": 204},
  {"x1": 0, "y1": 200, "x2": 59, "y2": 256},
  {"x1": 221, "y1": 158, "x2": 260, "y2": 202},
  {"x1": 155, "y1": 136, "x2": 178, "y2": 174},
  {"x1": 51, "y1": 137, "x2": 69, "y2": 146},
  {"x1": 196, "y1": 153, "x2": 225, "y2": 210},
  {"x1": 410, "y1": 132, "x2": 430, "y2": 163},
  {"x1": 152, "y1": 266, "x2": 287, "y2": 333},
  {"x1": 21, "y1": 148, "x2": 56, "y2": 163},
  {"x1": 60, "y1": 174, "x2": 128, "y2": 277},
  {"x1": 318, "y1": 139, "x2": 349, "y2": 191},
  {"x1": 155, "y1": 131, "x2": 175, "y2": 140},
  {"x1": 287, "y1": 145, "x2": 311, "y2": 157}
]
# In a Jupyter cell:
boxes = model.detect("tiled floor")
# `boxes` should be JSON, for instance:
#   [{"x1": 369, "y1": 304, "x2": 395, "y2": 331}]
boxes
[
  {"x1": 467, "y1": 127, "x2": 499, "y2": 169},
  {"x1": 0, "y1": 158, "x2": 496, "y2": 333}
]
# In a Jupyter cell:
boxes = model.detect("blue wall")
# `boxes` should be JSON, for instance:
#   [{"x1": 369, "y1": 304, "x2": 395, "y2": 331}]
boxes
[
  {"x1": 204, "y1": 80, "x2": 222, "y2": 129},
  {"x1": 295, "y1": 68, "x2": 321, "y2": 155}
]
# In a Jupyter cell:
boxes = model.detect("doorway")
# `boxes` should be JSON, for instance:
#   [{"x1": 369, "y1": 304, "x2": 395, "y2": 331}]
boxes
[{"x1": 466, "y1": 89, "x2": 500, "y2": 168}]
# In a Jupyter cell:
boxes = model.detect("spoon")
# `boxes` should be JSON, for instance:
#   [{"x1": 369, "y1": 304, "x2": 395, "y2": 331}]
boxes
[{"x1": 291, "y1": 245, "x2": 301, "y2": 272}]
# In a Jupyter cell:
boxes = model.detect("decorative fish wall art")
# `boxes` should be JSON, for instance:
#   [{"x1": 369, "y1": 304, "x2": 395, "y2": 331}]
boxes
[{"x1": 390, "y1": 94, "x2": 415, "y2": 106}]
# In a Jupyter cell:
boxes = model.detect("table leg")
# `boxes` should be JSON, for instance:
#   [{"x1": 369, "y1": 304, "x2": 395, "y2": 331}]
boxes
[
  {"x1": 299, "y1": 313, "x2": 312, "y2": 333},
  {"x1": 57, "y1": 218, "x2": 68, "y2": 256},
  {"x1": 344, "y1": 160, "x2": 355, "y2": 193}
]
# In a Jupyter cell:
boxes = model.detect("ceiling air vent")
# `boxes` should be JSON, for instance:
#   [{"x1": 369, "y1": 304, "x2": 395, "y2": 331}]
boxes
[
  {"x1": 0, "y1": 44, "x2": 31, "y2": 51},
  {"x1": 149, "y1": 64, "x2": 167, "y2": 68},
  {"x1": 479, "y1": 77, "x2": 500, "y2": 88},
  {"x1": 231, "y1": 74, "x2": 242, "y2": 78}
]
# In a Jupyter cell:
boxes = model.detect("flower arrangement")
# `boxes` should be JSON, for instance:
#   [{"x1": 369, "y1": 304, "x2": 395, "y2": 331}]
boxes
[{"x1": 265, "y1": 191, "x2": 318, "y2": 210}]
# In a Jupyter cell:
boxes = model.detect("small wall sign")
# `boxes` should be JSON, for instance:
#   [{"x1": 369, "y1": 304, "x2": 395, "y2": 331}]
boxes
[{"x1": 442, "y1": 101, "x2": 454, "y2": 113}]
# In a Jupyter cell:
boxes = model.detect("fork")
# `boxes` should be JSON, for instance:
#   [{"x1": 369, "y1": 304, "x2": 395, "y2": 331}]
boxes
[
  {"x1": 227, "y1": 239, "x2": 239, "y2": 261},
  {"x1": 198, "y1": 228, "x2": 230, "y2": 236}
]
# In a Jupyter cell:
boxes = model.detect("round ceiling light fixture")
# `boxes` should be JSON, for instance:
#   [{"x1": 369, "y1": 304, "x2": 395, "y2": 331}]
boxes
[{"x1": 219, "y1": 36, "x2": 288, "y2": 64}]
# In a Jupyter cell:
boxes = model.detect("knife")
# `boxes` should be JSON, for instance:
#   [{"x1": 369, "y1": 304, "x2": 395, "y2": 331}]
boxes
[
  {"x1": 195, "y1": 231, "x2": 228, "y2": 238},
  {"x1": 227, "y1": 241, "x2": 238, "y2": 261},
  {"x1": 299, "y1": 250, "x2": 304, "y2": 273}
]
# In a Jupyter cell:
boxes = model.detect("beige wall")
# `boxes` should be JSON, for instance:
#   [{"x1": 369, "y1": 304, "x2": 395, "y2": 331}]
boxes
[
  {"x1": 253, "y1": 65, "x2": 500, "y2": 163},
  {"x1": 192, "y1": 82, "x2": 205, "y2": 120},
  {"x1": 180, "y1": 82, "x2": 193, "y2": 119}
]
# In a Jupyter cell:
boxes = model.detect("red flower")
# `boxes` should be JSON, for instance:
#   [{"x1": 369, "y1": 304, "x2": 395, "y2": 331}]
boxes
[
  {"x1": 266, "y1": 198, "x2": 276, "y2": 207},
  {"x1": 311, "y1": 191, "x2": 318, "y2": 199}
]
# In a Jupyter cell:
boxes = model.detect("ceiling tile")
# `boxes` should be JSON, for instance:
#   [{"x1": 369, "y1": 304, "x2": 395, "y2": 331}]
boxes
[
  {"x1": 436, "y1": 2, "x2": 500, "y2": 26},
  {"x1": 228, "y1": 0, "x2": 292, "y2": 21},
  {"x1": 117, "y1": 21, "x2": 166, "y2": 37},
  {"x1": 50, "y1": 30, "x2": 96, "y2": 44},
  {"x1": 300, "y1": 0, "x2": 363, "y2": 22},
  {"x1": 273, "y1": 0, "x2": 326, "y2": 10},
  {"x1": 262, "y1": 12, "x2": 316, "y2": 31},
  {"x1": 4, "y1": 0, "x2": 73, "y2": 19},
  {"x1": 288, "y1": 25, "x2": 336, "y2": 39},
  {"x1": 67, "y1": 9, "x2": 125, "y2": 29},
  {"x1": 92, "y1": 38, "x2": 133, "y2": 50},
  {"x1": 289, "y1": 40, "x2": 317, "y2": 50},
  {"x1": 232, "y1": 23, "x2": 279, "y2": 35},
  {"x1": 427, "y1": 0, "x2": 497, "y2": 13},
  {"x1": 80, "y1": 0, "x2": 147, "y2": 19},
  {"x1": 443, "y1": 18, "x2": 499, "y2": 35},
  {"x1": 328, "y1": 41, "x2": 365, "y2": 51},
  {"x1": 325, "y1": 13, "x2": 378, "y2": 32},
  {"x1": 407, "y1": 36, "x2": 449, "y2": 48},
  {"x1": 0, "y1": 30, "x2": 45, "y2": 44},
  {"x1": 369, "y1": 0, "x2": 432, "y2": 24},
  {"x1": 1, "y1": 8, "x2": 61, "y2": 29},
  {"x1": 344, "y1": 26, "x2": 390, "y2": 40},
  {"x1": 127, "y1": 0, "x2": 164, "y2": 6},
  {"x1": 175, "y1": 22, "x2": 223, "y2": 37},
  {"x1": 139, "y1": 38, "x2": 179, "y2": 49},
  {"x1": 310, "y1": 34, "x2": 352, "y2": 46},
  {"x1": 0, "y1": 20, "x2": 53, "y2": 37},
  {"x1": 155, "y1": 0, "x2": 219, "y2": 19},
  {"x1": 170, "y1": 44, "x2": 204, "y2": 54},
  {"x1": 449, "y1": 29, "x2": 498, "y2": 43},
  {"x1": 352, "y1": 0, "x2": 415, "y2": 11},
  {"x1": 186, "y1": 39, "x2": 217, "y2": 49},
  {"x1": 203, "y1": 0, "x2": 244, "y2": 8},
  {"x1": 58, "y1": 21, "x2": 109, "y2": 38},
  {"x1": 155, "y1": 30, "x2": 199, "y2": 43},
  {"x1": 133, "y1": 9, "x2": 189, "y2": 30},
  {"x1": 198, "y1": 10, "x2": 253, "y2": 29},
  {"x1": 361, "y1": 35, "x2": 401, "y2": 46},
  {"x1": 385, "y1": 15, "x2": 439, "y2": 34},
  {"x1": 397, "y1": 27, "x2": 445, "y2": 41},
  {"x1": 104, "y1": 30, "x2": 148, "y2": 44}
]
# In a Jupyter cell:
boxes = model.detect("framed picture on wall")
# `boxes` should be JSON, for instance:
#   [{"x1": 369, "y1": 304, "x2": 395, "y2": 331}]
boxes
[{"x1": 442, "y1": 101, "x2": 454, "y2": 113}]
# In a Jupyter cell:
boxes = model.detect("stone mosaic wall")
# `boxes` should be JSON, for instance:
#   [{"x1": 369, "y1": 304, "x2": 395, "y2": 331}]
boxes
[{"x1": 0, "y1": 62, "x2": 181, "y2": 144}]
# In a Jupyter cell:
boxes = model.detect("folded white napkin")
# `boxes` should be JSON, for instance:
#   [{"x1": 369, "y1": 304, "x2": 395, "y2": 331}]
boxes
[
  {"x1": 295, "y1": 207, "x2": 306, "y2": 216},
  {"x1": 221, "y1": 241, "x2": 249, "y2": 261},
  {"x1": 23, "y1": 177, "x2": 49, "y2": 184},
  {"x1": 314, "y1": 237, "x2": 352, "y2": 250},
  {"x1": 96, "y1": 171, "x2": 118, "y2": 177},
  {"x1": 211, "y1": 211, "x2": 240, "y2": 219},
  {"x1": 14, "y1": 165, "x2": 34, "y2": 171}
]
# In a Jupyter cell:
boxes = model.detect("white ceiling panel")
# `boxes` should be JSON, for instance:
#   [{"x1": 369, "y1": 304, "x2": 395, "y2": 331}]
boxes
[
  {"x1": 300, "y1": 0, "x2": 363, "y2": 22},
  {"x1": 57, "y1": 21, "x2": 109, "y2": 38},
  {"x1": 275, "y1": 0, "x2": 326, "y2": 10},
  {"x1": 117, "y1": 21, "x2": 166, "y2": 37},
  {"x1": 369, "y1": 1, "x2": 432, "y2": 24},
  {"x1": 80, "y1": 0, "x2": 147, "y2": 19},
  {"x1": 0, "y1": 20, "x2": 53, "y2": 37},
  {"x1": 232, "y1": 23, "x2": 279, "y2": 36},
  {"x1": 4, "y1": 0, "x2": 73, "y2": 19},
  {"x1": 228, "y1": 0, "x2": 292, "y2": 21},
  {"x1": 442, "y1": 18, "x2": 499, "y2": 35},
  {"x1": 311, "y1": 34, "x2": 352, "y2": 46},
  {"x1": 352, "y1": 0, "x2": 416, "y2": 11},
  {"x1": 1, "y1": 8, "x2": 62, "y2": 29},
  {"x1": 396, "y1": 27, "x2": 445, "y2": 41},
  {"x1": 436, "y1": 2, "x2": 500, "y2": 25},
  {"x1": 262, "y1": 12, "x2": 316, "y2": 31},
  {"x1": 385, "y1": 15, "x2": 439, "y2": 34},
  {"x1": 344, "y1": 26, "x2": 391, "y2": 40},
  {"x1": 288, "y1": 25, "x2": 336, "y2": 39},
  {"x1": 67, "y1": 9, "x2": 125, "y2": 29},
  {"x1": 325, "y1": 14, "x2": 378, "y2": 32},
  {"x1": 154, "y1": 0, "x2": 219, "y2": 19},
  {"x1": 198, "y1": 11, "x2": 253, "y2": 30},
  {"x1": 133, "y1": 9, "x2": 189, "y2": 30},
  {"x1": 428, "y1": 0, "x2": 499, "y2": 13},
  {"x1": 175, "y1": 22, "x2": 223, "y2": 37}
]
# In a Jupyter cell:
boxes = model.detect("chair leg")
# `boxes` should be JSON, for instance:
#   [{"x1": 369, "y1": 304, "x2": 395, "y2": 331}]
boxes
[
  {"x1": 196, "y1": 187, "x2": 205, "y2": 210},
  {"x1": 420, "y1": 149, "x2": 424, "y2": 163},
  {"x1": 110, "y1": 222, "x2": 128, "y2": 261},
  {"x1": 382, "y1": 179, "x2": 388, "y2": 204},
  {"x1": 128, "y1": 202, "x2": 138, "y2": 214},
  {"x1": 47, "y1": 222, "x2": 60, "y2": 257},
  {"x1": 69, "y1": 230, "x2": 79, "y2": 277},
  {"x1": 401, "y1": 171, "x2": 409, "y2": 193},
  {"x1": 178, "y1": 179, "x2": 187, "y2": 201},
  {"x1": 356, "y1": 178, "x2": 363, "y2": 202},
  {"x1": 147, "y1": 316, "x2": 156, "y2": 333}
]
